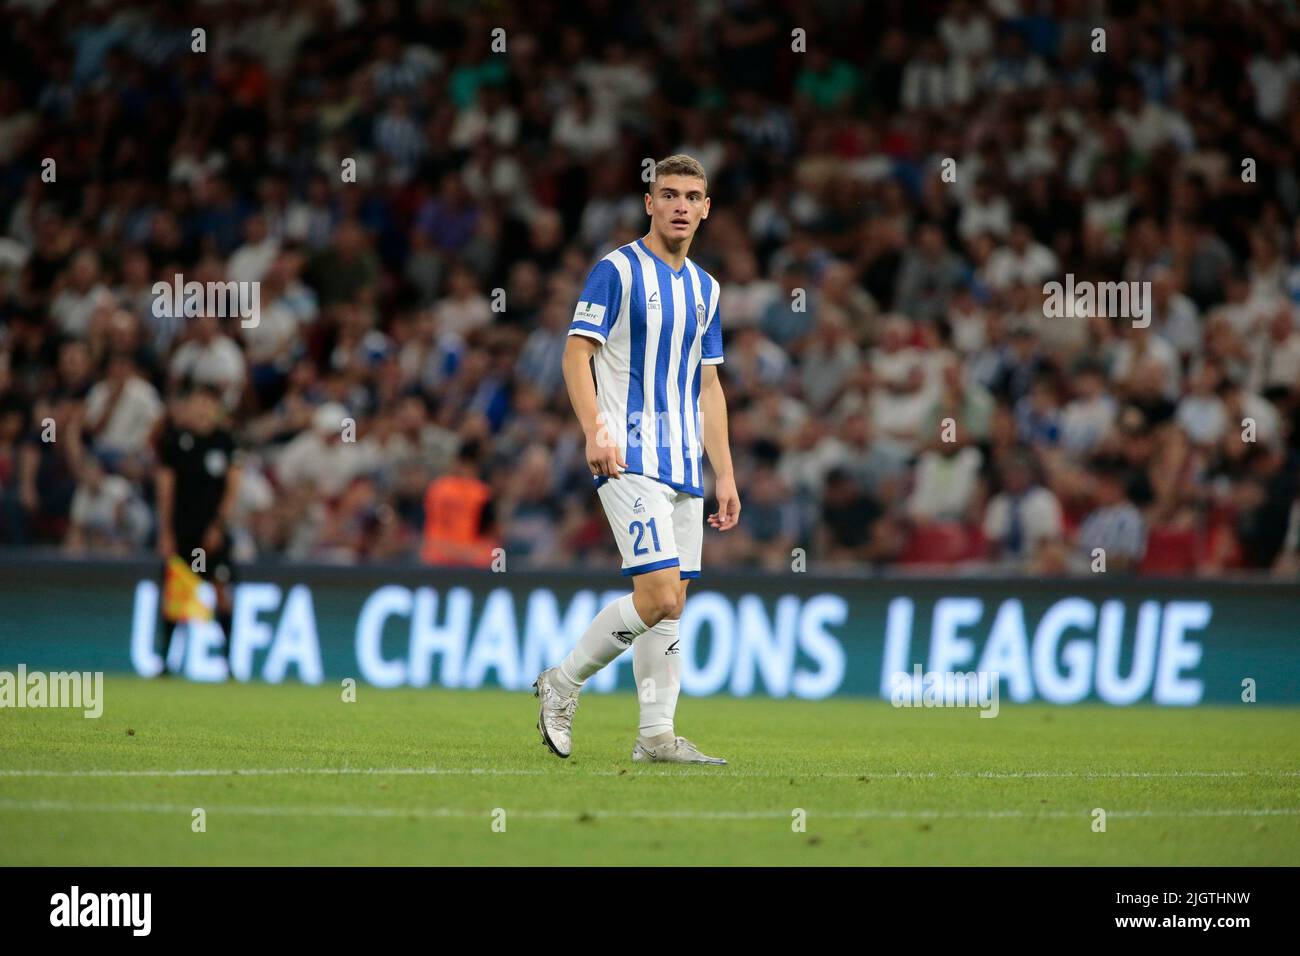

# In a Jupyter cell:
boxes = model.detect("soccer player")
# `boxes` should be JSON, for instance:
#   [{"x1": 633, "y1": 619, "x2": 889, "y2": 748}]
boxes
[
  {"x1": 155, "y1": 384, "x2": 241, "y2": 674},
  {"x1": 534, "y1": 155, "x2": 740, "y2": 764}
]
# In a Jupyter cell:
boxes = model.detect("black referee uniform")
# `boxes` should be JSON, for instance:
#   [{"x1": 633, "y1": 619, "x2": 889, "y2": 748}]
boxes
[{"x1": 156, "y1": 410, "x2": 239, "y2": 670}]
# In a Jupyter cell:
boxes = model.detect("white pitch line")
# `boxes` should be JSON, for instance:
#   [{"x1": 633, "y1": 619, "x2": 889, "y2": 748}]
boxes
[
  {"x1": 0, "y1": 799, "x2": 1297, "y2": 822},
  {"x1": 0, "y1": 767, "x2": 546, "y2": 778},
  {"x1": 0, "y1": 767, "x2": 1297, "y2": 780}
]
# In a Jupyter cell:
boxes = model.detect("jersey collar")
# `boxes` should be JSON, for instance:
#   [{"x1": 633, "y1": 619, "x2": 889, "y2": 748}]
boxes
[{"x1": 636, "y1": 238, "x2": 689, "y2": 279}]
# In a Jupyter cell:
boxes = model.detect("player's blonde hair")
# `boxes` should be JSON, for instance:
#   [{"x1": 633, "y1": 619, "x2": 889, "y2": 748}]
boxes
[{"x1": 653, "y1": 154, "x2": 707, "y2": 191}]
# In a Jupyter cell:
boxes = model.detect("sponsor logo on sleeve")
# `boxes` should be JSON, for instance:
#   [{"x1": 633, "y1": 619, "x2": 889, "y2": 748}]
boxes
[{"x1": 573, "y1": 302, "x2": 606, "y2": 325}]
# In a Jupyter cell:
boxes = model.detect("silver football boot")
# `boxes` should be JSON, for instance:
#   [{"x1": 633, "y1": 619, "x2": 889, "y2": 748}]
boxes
[{"x1": 631, "y1": 735, "x2": 728, "y2": 765}]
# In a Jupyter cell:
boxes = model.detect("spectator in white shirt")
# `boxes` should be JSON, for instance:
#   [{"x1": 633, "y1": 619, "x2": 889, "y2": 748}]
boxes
[
  {"x1": 227, "y1": 214, "x2": 280, "y2": 285},
  {"x1": 275, "y1": 402, "x2": 369, "y2": 500},
  {"x1": 575, "y1": 43, "x2": 653, "y2": 118},
  {"x1": 1251, "y1": 304, "x2": 1300, "y2": 394},
  {"x1": 800, "y1": 307, "x2": 861, "y2": 413},
  {"x1": 870, "y1": 315, "x2": 931, "y2": 451},
  {"x1": 1247, "y1": 33, "x2": 1300, "y2": 122},
  {"x1": 1218, "y1": 378, "x2": 1282, "y2": 451},
  {"x1": 1082, "y1": 162, "x2": 1131, "y2": 258},
  {"x1": 1075, "y1": 463, "x2": 1146, "y2": 572},
  {"x1": 1113, "y1": 79, "x2": 1193, "y2": 158},
  {"x1": 983, "y1": 451, "x2": 1064, "y2": 569},
  {"x1": 984, "y1": 222, "x2": 1060, "y2": 290},
  {"x1": 433, "y1": 264, "x2": 492, "y2": 339},
  {"x1": 938, "y1": 0, "x2": 994, "y2": 64},
  {"x1": 1210, "y1": 270, "x2": 1271, "y2": 340},
  {"x1": 84, "y1": 352, "x2": 163, "y2": 464},
  {"x1": 908, "y1": 443, "x2": 984, "y2": 522},
  {"x1": 959, "y1": 175, "x2": 1013, "y2": 241},
  {"x1": 65, "y1": 455, "x2": 151, "y2": 554},
  {"x1": 552, "y1": 86, "x2": 617, "y2": 155},
  {"x1": 1059, "y1": 361, "x2": 1116, "y2": 457},
  {"x1": 50, "y1": 250, "x2": 112, "y2": 340},
  {"x1": 169, "y1": 314, "x2": 247, "y2": 411},
  {"x1": 902, "y1": 37, "x2": 973, "y2": 110},
  {"x1": 1113, "y1": 323, "x2": 1181, "y2": 401},
  {"x1": 1147, "y1": 267, "x2": 1201, "y2": 358},
  {"x1": 449, "y1": 85, "x2": 519, "y2": 150},
  {"x1": 1175, "y1": 361, "x2": 1227, "y2": 447},
  {"x1": 721, "y1": 249, "x2": 780, "y2": 331}
]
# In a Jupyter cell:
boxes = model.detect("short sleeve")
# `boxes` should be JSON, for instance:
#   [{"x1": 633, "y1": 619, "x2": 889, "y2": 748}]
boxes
[
  {"x1": 158, "y1": 429, "x2": 178, "y2": 470},
  {"x1": 568, "y1": 259, "x2": 622, "y2": 345},
  {"x1": 219, "y1": 430, "x2": 240, "y2": 465},
  {"x1": 701, "y1": 297, "x2": 724, "y2": 365}
]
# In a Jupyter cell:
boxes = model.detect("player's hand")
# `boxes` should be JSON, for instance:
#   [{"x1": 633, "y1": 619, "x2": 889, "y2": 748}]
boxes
[
  {"x1": 708, "y1": 475, "x2": 741, "y2": 531},
  {"x1": 202, "y1": 523, "x2": 224, "y2": 554},
  {"x1": 586, "y1": 429, "x2": 626, "y2": 479}
]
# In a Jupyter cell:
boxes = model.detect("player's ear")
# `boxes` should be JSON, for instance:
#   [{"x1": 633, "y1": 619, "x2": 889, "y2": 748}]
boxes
[
  {"x1": 701, "y1": 196, "x2": 710, "y2": 220},
  {"x1": 645, "y1": 192, "x2": 654, "y2": 216}
]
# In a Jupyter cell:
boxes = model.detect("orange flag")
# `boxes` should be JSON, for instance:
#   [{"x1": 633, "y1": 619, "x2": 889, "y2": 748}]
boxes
[{"x1": 163, "y1": 555, "x2": 213, "y2": 623}]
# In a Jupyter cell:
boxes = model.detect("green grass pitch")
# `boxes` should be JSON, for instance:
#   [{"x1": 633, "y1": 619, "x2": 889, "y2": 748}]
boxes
[{"x1": 1, "y1": 677, "x2": 1297, "y2": 865}]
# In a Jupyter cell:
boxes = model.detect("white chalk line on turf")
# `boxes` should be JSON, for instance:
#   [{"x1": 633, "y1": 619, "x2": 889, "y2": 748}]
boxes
[
  {"x1": 0, "y1": 767, "x2": 1297, "y2": 780},
  {"x1": 0, "y1": 798, "x2": 1296, "y2": 822}
]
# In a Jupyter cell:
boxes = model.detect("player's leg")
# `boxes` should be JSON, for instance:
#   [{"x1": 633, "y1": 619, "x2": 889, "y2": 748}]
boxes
[
  {"x1": 534, "y1": 474, "x2": 680, "y2": 757},
  {"x1": 630, "y1": 493, "x2": 725, "y2": 764},
  {"x1": 552, "y1": 473, "x2": 681, "y2": 692},
  {"x1": 633, "y1": 576, "x2": 686, "y2": 742},
  {"x1": 209, "y1": 547, "x2": 236, "y2": 663},
  {"x1": 156, "y1": 558, "x2": 180, "y2": 676},
  {"x1": 632, "y1": 490, "x2": 696, "y2": 741},
  {"x1": 546, "y1": 562, "x2": 679, "y2": 697},
  {"x1": 212, "y1": 581, "x2": 234, "y2": 663}
]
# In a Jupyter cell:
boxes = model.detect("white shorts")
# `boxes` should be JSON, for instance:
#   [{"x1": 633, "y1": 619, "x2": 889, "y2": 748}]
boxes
[{"x1": 597, "y1": 471, "x2": 703, "y2": 578}]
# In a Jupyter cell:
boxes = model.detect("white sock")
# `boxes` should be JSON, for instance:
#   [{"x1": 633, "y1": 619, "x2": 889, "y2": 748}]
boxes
[
  {"x1": 634, "y1": 616, "x2": 681, "y2": 740},
  {"x1": 554, "y1": 594, "x2": 648, "y2": 695}
]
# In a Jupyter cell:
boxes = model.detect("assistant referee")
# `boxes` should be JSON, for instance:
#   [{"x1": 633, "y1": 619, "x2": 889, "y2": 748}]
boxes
[{"x1": 154, "y1": 384, "x2": 241, "y2": 673}]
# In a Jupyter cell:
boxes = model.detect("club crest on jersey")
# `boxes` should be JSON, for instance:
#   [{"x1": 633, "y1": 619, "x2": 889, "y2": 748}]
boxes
[
  {"x1": 204, "y1": 449, "x2": 228, "y2": 477},
  {"x1": 696, "y1": 303, "x2": 706, "y2": 322}
]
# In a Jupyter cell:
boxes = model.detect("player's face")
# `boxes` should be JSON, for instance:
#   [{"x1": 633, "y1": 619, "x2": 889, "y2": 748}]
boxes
[
  {"x1": 189, "y1": 391, "x2": 219, "y2": 431},
  {"x1": 645, "y1": 175, "x2": 709, "y2": 244}
]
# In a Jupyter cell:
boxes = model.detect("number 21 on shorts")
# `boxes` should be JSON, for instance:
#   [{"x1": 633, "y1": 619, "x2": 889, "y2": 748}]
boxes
[{"x1": 629, "y1": 518, "x2": 661, "y2": 556}]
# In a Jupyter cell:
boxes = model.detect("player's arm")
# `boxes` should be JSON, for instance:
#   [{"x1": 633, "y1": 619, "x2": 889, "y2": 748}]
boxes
[
  {"x1": 156, "y1": 465, "x2": 176, "y2": 557},
  {"x1": 204, "y1": 464, "x2": 242, "y2": 553},
  {"x1": 700, "y1": 364, "x2": 740, "y2": 531},
  {"x1": 563, "y1": 334, "x2": 625, "y2": 479}
]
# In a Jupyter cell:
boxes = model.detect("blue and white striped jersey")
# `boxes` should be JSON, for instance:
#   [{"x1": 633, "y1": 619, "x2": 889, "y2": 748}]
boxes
[{"x1": 568, "y1": 238, "x2": 724, "y2": 497}]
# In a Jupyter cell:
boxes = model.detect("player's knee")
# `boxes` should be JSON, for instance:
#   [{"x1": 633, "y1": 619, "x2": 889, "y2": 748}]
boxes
[
  {"x1": 660, "y1": 585, "x2": 687, "y2": 621},
  {"x1": 649, "y1": 597, "x2": 679, "y2": 625},
  {"x1": 639, "y1": 587, "x2": 679, "y2": 625},
  {"x1": 668, "y1": 592, "x2": 686, "y2": 619}
]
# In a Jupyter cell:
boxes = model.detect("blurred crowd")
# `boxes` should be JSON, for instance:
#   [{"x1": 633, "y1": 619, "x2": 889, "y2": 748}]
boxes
[{"x1": 1, "y1": 0, "x2": 1299, "y2": 576}]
